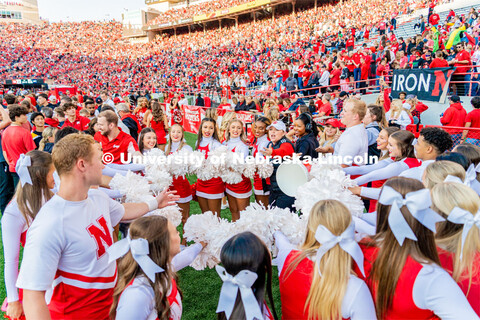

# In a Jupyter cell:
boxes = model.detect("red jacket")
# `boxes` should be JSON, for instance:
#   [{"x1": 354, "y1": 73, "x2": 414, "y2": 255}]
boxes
[{"x1": 440, "y1": 103, "x2": 467, "y2": 132}]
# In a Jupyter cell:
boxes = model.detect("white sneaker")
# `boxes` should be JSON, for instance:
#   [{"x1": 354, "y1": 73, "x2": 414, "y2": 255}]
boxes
[{"x1": 221, "y1": 203, "x2": 229, "y2": 210}]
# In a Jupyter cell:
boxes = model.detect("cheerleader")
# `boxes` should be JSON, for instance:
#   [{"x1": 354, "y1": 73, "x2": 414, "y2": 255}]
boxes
[
  {"x1": 165, "y1": 124, "x2": 192, "y2": 242},
  {"x1": 195, "y1": 118, "x2": 225, "y2": 216},
  {"x1": 109, "y1": 215, "x2": 203, "y2": 320},
  {"x1": 252, "y1": 117, "x2": 271, "y2": 208},
  {"x1": 348, "y1": 130, "x2": 421, "y2": 205},
  {"x1": 422, "y1": 161, "x2": 466, "y2": 190},
  {"x1": 167, "y1": 97, "x2": 182, "y2": 127},
  {"x1": 223, "y1": 119, "x2": 252, "y2": 221},
  {"x1": 432, "y1": 182, "x2": 480, "y2": 315},
  {"x1": 216, "y1": 232, "x2": 278, "y2": 320},
  {"x1": 363, "y1": 104, "x2": 387, "y2": 160},
  {"x1": 133, "y1": 97, "x2": 149, "y2": 128},
  {"x1": 359, "y1": 177, "x2": 477, "y2": 319},
  {"x1": 146, "y1": 102, "x2": 169, "y2": 151},
  {"x1": 2, "y1": 151, "x2": 55, "y2": 320},
  {"x1": 218, "y1": 112, "x2": 236, "y2": 143},
  {"x1": 138, "y1": 128, "x2": 158, "y2": 154},
  {"x1": 274, "y1": 199, "x2": 376, "y2": 319}
]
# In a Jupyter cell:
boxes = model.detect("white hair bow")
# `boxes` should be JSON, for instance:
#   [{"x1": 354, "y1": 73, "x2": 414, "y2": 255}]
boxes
[
  {"x1": 15, "y1": 154, "x2": 32, "y2": 187},
  {"x1": 315, "y1": 221, "x2": 365, "y2": 277},
  {"x1": 444, "y1": 163, "x2": 478, "y2": 187},
  {"x1": 107, "y1": 235, "x2": 164, "y2": 282},
  {"x1": 215, "y1": 265, "x2": 263, "y2": 320},
  {"x1": 447, "y1": 207, "x2": 480, "y2": 260},
  {"x1": 378, "y1": 186, "x2": 445, "y2": 246}
]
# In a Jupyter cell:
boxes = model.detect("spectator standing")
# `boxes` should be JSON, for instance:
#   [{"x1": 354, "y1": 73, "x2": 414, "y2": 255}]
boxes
[
  {"x1": 35, "y1": 94, "x2": 49, "y2": 112},
  {"x1": 430, "y1": 51, "x2": 449, "y2": 68},
  {"x1": 449, "y1": 42, "x2": 471, "y2": 96},
  {"x1": 440, "y1": 95, "x2": 467, "y2": 140},
  {"x1": 1, "y1": 105, "x2": 36, "y2": 189},
  {"x1": 30, "y1": 112, "x2": 45, "y2": 149},
  {"x1": 117, "y1": 103, "x2": 141, "y2": 142},
  {"x1": 461, "y1": 96, "x2": 480, "y2": 145},
  {"x1": 94, "y1": 110, "x2": 140, "y2": 164},
  {"x1": 62, "y1": 103, "x2": 90, "y2": 131}
]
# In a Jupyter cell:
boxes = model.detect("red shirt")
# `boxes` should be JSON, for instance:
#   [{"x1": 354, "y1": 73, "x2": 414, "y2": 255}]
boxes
[
  {"x1": 1, "y1": 125, "x2": 36, "y2": 172},
  {"x1": 94, "y1": 129, "x2": 139, "y2": 164},
  {"x1": 429, "y1": 58, "x2": 449, "y2": 68},
  {"x1": 346, "y1": 38, "x2": 355, "y2": 48},
  {"x1": 454, "y1": 50, "x2": 471, "y2": 74},
  {"x1": 429, "y1": 13, "x2": 440, "y2": 25},
  {"x1": 330, "y1": 68, "x2": 341, "y2": 85},
  {"x1": 361, "y1": 63, "x2": 370, "y2": 80},
  {"x1": 317, "y1": 102, "x2": 332, "y2": 116},
  {"x1": 62, "y1": 116, "x2": 90, "y2": 131},
  {"x1": 440, "y1": 103, "x2": 467, "y2": 132},
  {"x1": 465, "y1": 109, "x2": 480, "y2": 138}
]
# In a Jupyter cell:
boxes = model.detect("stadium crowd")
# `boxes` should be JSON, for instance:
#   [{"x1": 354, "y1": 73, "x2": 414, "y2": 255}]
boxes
[
  {"x1": 1, "y1": 0, "x2": 477, "y2": 98},
  {"x1": 2, "y1": 0, "x2": 480, "y2": 319}
]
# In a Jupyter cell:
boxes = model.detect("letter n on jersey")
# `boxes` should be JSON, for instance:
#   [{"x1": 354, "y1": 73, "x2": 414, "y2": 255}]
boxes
[{"x1": 87, "y1": 216, "x2": 113, "y2": 259}]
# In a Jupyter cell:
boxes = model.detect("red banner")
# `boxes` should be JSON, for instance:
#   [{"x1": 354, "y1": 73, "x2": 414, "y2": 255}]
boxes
[{"x1": 182, "y1": 105, "x2": 205, "y2": 134}]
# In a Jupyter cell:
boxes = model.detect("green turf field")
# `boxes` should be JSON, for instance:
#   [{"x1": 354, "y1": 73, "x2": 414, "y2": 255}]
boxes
[{"x1": 0, "y1": 132, "x2": 282, "y2": 319}]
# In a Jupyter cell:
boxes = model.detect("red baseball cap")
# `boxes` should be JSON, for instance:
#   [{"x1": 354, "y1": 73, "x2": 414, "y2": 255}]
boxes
[{"x1": 325, "y1": 118, "x2": 343, "y2": 128}]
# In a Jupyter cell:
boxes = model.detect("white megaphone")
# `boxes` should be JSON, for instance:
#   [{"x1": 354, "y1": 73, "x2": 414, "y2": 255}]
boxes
[{"x1": 276, "y1": 162, "x2": 311, "y2": 197}]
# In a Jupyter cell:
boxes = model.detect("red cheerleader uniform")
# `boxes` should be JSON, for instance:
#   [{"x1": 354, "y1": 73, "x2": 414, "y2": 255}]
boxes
[
  {"x1": 357, "y1": 243, "x2": 477, "y2": 319},
  {"x1": 225, "y1": 137, "x2": 252, "y2": 199},
  {"x1": 438, "y1": 248, "x2": 480, "y2": 316},
  {"x1": 196, "y1": 137, "x2": 225, "y2": 199},
  {"x1": 252, "y1": 134, "x2": 271, "y2": 196},
  {"x1": 135, "y1": 107, "x2": 148, "y2": 128},
  {"x1": 151, "y1": 118, "x2": 167, "y2": 144},
  {"x1": 168, "y1": 142, "x2": 192, "y2": 204}
]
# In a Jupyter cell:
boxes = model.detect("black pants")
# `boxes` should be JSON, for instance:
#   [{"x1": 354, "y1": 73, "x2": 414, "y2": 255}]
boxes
[
  {"x1": 269, "y1": 191, "x2": 295, "y2": 212},
  {"x1": 452, "y1": 74, "x2": 465, "y2": 96},
  {"x1": 0, "y1": 162, "x2": 15, "y2": 214}
]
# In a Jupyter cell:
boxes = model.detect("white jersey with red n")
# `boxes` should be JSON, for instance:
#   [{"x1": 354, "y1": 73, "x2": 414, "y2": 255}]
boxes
[
  {"x1": 195, "y1": 137, "x2": 225, "y2": 199},
  {"x1": 16, "y1": 189, "x2": 125, "y2": 320},
  {"x1": 225, "y1": 137, "x2": 252, "y2": 198},
  {"x1": 2, "y1": 199, "x2": 31, "y2": 303},
  {"x1": 169, "y1": 141, "x2": 193, "y2": 203}
]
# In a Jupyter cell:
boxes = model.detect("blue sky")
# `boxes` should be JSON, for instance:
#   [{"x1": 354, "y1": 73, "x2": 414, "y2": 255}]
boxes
[{"x1": 37, "y1": 0, "x2": 146, "y2": 22}]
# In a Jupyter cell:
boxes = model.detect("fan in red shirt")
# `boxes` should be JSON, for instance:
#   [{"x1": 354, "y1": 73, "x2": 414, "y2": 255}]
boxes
[
  {"x1": 429, "y1": 51, "x2": 449, "y2": 68},
  {"x1": 429, "y1": 12, "x2": 440, "y2": 26},
  {"x1": 346, "y1": 37, "x2": 355, "y2": 52},
  {"x1": 448, "y1": 42, "x2": 471, "y2": 96},
  {"x1": 315, "y1": 93, "x2": 332, "y2": 117},
  {"x1": 461, "y1": 96, "x2": 480, "y2": 145},
  {"x1": 440, "y1": 96, "x2": 467, "y2": 135},
  {"x1": 94, "y1": 110, "x2": 140, "y2": 164},
  {"x1": 62, "y1": 103, "x2": 90, "y2": 131}
]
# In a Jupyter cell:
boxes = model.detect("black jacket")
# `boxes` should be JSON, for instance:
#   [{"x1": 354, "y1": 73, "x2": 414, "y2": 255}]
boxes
[{"x1": 295, "y1": 132, "x2": 319, "y2": 160}]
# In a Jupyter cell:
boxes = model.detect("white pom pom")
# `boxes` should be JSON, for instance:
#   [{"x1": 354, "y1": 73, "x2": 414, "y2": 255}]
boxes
[
  {"x1": 109, "y1": 171, "x2": 152, "y2": 203},
  {"x1": 242, "y1": 162, "x2": 257, "y2": 179},
  {"x1": 144, "y1": 166, "x2": 173, "y2": 193},
  {"x1": 256, "y1": 162, "x2": 274, "y2": 178},
  {"x1": 294, "y1": 162, "x2": 365, "y2": 218},
  {"x1": 147, "y1": 205, "x2": 182, "y2": 227}
]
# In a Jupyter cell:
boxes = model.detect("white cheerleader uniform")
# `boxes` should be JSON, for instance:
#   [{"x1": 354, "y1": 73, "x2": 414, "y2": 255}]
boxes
[
  {"x1": 274, "y1": 232, "x2": 377, "y2": 320},
  {"x1": 252, "y1": 134, "x2": 271, "y2": 196},
  {"x1": 16, "y1": 189, "x2": 125, "y2": 320},
  {"x1": 2, "y1": 199, "x2": 31, "y2": 305},
  {"x1": 115, "y1": 244, "x2": 203, "y2": 320},
  {"x1": 225, "y1": 137, "x2": 252, "y2": 199},
  {"x1": 195, "y1": 137, "x2": 225, "y2": 199},
  {"x1": 168, "y1": 141, "x2": 193, "y2": 203}
]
